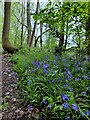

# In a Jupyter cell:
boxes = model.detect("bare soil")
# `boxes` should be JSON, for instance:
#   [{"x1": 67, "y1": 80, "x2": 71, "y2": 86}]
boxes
[{"x1": 1, "y1": 53, "x2": 40, "y2": 120}]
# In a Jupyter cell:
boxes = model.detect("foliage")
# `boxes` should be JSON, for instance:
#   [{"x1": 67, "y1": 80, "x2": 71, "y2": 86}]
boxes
[{"x1": 11, "y1": 47, "x2": 90, "y2": 120}]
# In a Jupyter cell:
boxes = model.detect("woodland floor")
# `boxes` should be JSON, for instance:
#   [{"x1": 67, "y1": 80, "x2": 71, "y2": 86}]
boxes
[{"x1": 1, "y1": 50, "x2": 40, "y2": 120}]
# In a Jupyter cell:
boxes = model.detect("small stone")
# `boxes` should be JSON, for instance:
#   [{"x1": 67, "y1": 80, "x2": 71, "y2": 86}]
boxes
[
  {"x1": 5, "y1": 92, "x2": 10, "y2": 95},
  {"x1": 8, "y1": 74, "x2": 11, "y2": 77},
  {"x1": 19, "y1": 111, "x2": 24, "y2": 117},
  {"x1": 13, "y1": 98, "x2": 16, "y2": 102},
  {"x1": 15, "y1": 109, "x2": 20, "y2": 113}
]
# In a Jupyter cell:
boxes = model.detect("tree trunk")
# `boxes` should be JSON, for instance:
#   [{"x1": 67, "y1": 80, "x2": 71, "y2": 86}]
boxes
[
  {"x1": 27, "y1": 2, "x2": 31, "y2": 45},
  {"x1": 64, "y1": 20, "x2": 68, "y2": 49},
  {"x1": 21, "y1": 2, "x2": 25, "y2": 46},
  {"x1": 29, "y1": 0, "x2": 39, "y2": 47},
  {"x1": 40, "y1": 21, "x2": 43, "y2": 47},
  {"x1": 2, "y1": 2, "x2": 18, "y2": 53},
  {"x1": 86, "y1": 1, "x2": 90, "y2": 55}
]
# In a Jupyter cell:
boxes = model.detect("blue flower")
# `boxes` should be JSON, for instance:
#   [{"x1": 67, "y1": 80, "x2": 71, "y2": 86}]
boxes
[
  {"x1": 64, "y1": 116, "x2": 71, "y2": 120},
  {"x1": 64, "y1": 83, "x2": 69, "y2": 88},
  {"x1": 42, "y1": 100, "x2": 48, "y2": 106},
  {"x1": 72, "y1": 104, "x2": 78, "y2": 111},
  {"x1": 86, "y1": 110, "x2": 90, "y2": 116},
  {"x1": 62, "y1": 59, "x2": 67, "y2": 62},
  {"x1": 76, "y1": 65, "x2": 80, "y2": 70},
  {"x1": 28, "y1": 67, "x2": 30, "y2": 75},
  {"x1": 54, "y1": 60, "x2": 57, "y2": 64},
  {"x1": 52, "y1": 80, "x2": 55, "y2": 83},
  {"x1": 78, "y1": 62, "x2": 81, "y2": 65},
  {"x1": 47, "y1": 104, "x2": 52, "y2": 109},
  {"x1": 81, "y1": 91, "x2": 86, "y2": 96},
  {"x1": 82, "y1": 75, "x2": 88, "y2": 79},
  {"x1": 69, "y1": 88, "x2": 73, "y2": 92},
  {"x1": 55, "y1": 65, "x2": 58, "y2": 68},
  {"x1": 62, "y1": 103, "x2": 70, "y2": 109},
  {"x1": 65, "y1": 78, "x2": 69, "y2": 81},
  {"x1": 81, "y1": 112, "x2": 85, "y2": 117},
  {"x1": 46, "y1": 55, "x2": 49, "y2": 59},
  {"x1": 35, "y1": 60, "x2": 41, "y2": 68},
  {"x1": 62, "y1": 94, "x2": 70, "y2": 101},
  {"x1": 43, "y1": 69, "x2": 48, "y2": 74},
  {"x1": 75, "y1": 78, "x2": 80, "y2": 81},
  {"x1": 67, "y1": 71, "x2": 73, "y2": 78},
  {"x1": 28, "y1": 105, "x2": 33, "y2": 111},
  {"x1": 28, "y1": 79, "x2": 30, "y2": 85},
  {"x1": 58, "y1": 78, "x2": 61, "y2": 82},
  {"x1": 43, "y1": 63, "x2": 49, "y2": 69}
]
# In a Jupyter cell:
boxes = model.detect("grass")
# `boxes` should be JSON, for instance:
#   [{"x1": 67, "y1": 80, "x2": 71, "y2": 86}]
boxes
[{"x1": 11, "y1": 47, "x2": 90, "y2": 120}]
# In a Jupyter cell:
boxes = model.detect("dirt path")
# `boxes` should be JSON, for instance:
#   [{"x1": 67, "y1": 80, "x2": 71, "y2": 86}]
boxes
[{"x1": 0, "y1": 50, "x2": 40, "y2": 120}]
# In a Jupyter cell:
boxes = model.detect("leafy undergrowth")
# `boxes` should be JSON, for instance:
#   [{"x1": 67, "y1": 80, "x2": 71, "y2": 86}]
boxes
[{"x1": 11, "y1": 48, "x2": 90, "y2": 120}]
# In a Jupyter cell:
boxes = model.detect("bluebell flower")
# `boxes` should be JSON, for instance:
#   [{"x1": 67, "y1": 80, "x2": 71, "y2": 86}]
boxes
[
  {"x1": 62, "y1": 59, "x2": 67, "y2": 62},
  {"x1": 81, "y1": 112, "x2": 85, "y2": 117},
  {"x1": 62, "y1": 103, "x2": 70, "y2": 109},
  {"x1": 32, "y1": 61, "x2": 35, "y2": 66},
  {"x1": 55, "y1": 65, "x2": 58, "y2": 68},
  {"x1": 69, "y1": 88, "x2": 73, "y2": 92},
  {"x1": 88, "y1": 77, "x2": 90, "y2": 80},
  {"x1": 81, "y1": 91, "x2": 86, "y2": 96},
  {"x1": 43, "y1": 63, "x2": 49, "y2": 69},
  {"x1": 75, "y1": 78, "x2": 80, "y2": 81},
  {"x1": 28, "y1": 79, "x2": 30, "y2": 85},
  {"x1": 76, "y1": 65, "x2": 80, "y2": 70},
  {"x1": 39, "y1": 117, "x2": 43, "y2": 120},
  {"x1": 28, "y1": 67, "x2": 30, "y2": 75},
  {"x1": 64, "y1": 116, "x2": 71, "y2": 120},
  {"x1": 28, "y1": 105, "x2": 33, "y2": 111},
  {"x1": 78, "y1": 62, "x2": 81, "y2": 65},
  {"x1": 48, "y1": 80, "x2": 51, "y2": 83},
  {"x1": 87, "y1": 87, "x2": 90, "y2": 90},
  {"x1": 72, "y1": 104, "x2": 78, "y2": 111},
  {"x1": 47, "y1": 104, "x2": 52, "y2": 109},
  {"x1": 54, "y1": 60, "x2": 57, "y2": 64},
  {"x1": 64, "y1": 83, "x2": 69, "y2": 88},
  {"x1": 67, "y1": 70, "x2": 73, "y2": 78},
  {"x1": 66, "y1": 78, "x2": 69, "y2": 81},
  {"x1": 58, "y1": 78, "x2": 61, "y2": 82},
  {"x1": 43, "y1": 69, "x2": 48, "y2": 74},
  {"x1": 55, "y1": 55, "x2": 59, "y2": 60},
  {"x1": 86, "y1": 110, "x2": 90, "y2": 116},
  {"x1": 82, "y1": 75, "x2": 88, "y2": 79},
  {"x1": 36, "y1": 60, "x2": 41, "y2": 68},
  {"x1": 46, "y1": 55, "x2": 49, "y2": 59},
  {"x1": 62, "y1": 94, "x2": 70, "y2": 101},
  {"x1": 52, "y1": 80, "x2": 55, "y2": 83},
  {"x1": 42, "y1": 100, "x2": 48, "y2": 106}
]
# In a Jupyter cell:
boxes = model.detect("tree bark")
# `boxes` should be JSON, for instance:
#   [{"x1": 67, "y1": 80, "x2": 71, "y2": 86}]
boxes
[
  {"x1": 86, "y1": 1, "x2": 90, "y2": 55},
  {"x1": 29, "y1": 0, "x2": 39, "y2": 47},
  {"x1": 40, "y1": 21, "x2": 43, "y2": 47},
  {"x1": 2, "y1": 1, "x2": 18, "y2": 53},
  {"x1": 27, "y1": 2, "x2": 31, "y2": 45}
]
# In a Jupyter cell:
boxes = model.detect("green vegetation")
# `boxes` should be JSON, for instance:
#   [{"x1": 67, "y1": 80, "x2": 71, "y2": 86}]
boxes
[
  {"x1": 11, "y1": 48, "x2": 90, "y2": 120},
  {"x1": 1, "y1": 1, "x2": 90, "y2": 119}
]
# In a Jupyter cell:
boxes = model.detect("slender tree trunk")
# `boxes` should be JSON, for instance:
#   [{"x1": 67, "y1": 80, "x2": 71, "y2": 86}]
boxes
[
  {"x1": 34, "y1": 28, "x2": 50, "y2": 47},
  {"x1": 29, "y1": 0, "x2": 39, "y2": 47},
  {"x1": 27, "y1": 2, "x2": 31, "y2": 45},
  {"x1": 58, "y1": 20, "x2": 64, "y2": 54},
  {"x1": 64, "y1": 20, "x2": 68, "y2": 49},
  {"x1": 21, "y1": 2, "x2": 24, "y2": 46},
  {"x1": 86, "y1": 1, "x2": 90, "y2": 55},
  {"x1": 40, "y1": 21, "x2": 43, "y2": 47},
  {"x1": 14, "y1": 21, "x2": 19, "y2": 45},
  {"x1": 2, "y1": 1, "x2": 18, "y2": 53}
]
